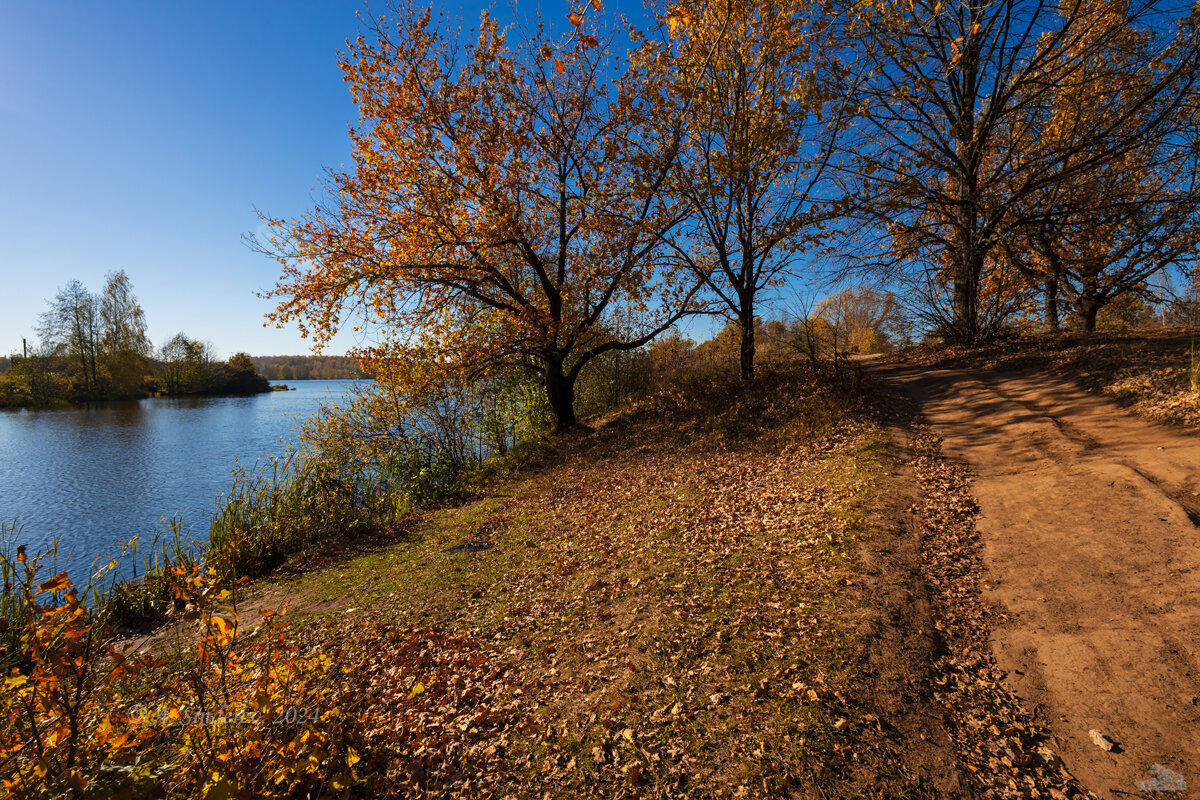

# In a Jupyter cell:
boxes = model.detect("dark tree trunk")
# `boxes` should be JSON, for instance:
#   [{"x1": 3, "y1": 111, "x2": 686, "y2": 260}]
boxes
[
  {"x1": 1036, "y1": 228, "x2": 1063, "y2": 333},
  {"x1": 544, "y1": 357, "x2": 577, "y2": 432},
  {"x1": 1079, "y1": 298, "x2": 1102, "y2": 333},
  {"x1": 1044, "y1": 278, "x2": 1060, "y2": 331},
  {"x1": 949, "y1": 33, "x2": 982, "y2": 348},
  {"x1": 952, "y1": 264, "x2": 981, "y2": 343},
  {"x1": 949, "y1": 238, "x2": 985, "y2": 343},
  {"x1": 739, "y1": 311, "x2": 755, "y2": 381}
]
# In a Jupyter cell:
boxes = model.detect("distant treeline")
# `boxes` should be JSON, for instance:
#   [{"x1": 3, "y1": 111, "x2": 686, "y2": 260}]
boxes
[
  {"x1": 1, "y1": 271, "x2": 272, "y2": 408},
  {"x1": 249, "y1": 355, "x2": 370, "y2": 381}
]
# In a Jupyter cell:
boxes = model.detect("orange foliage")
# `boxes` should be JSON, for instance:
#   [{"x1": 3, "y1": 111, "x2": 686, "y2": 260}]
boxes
[
  {"x1": 256, "y1": 4, "x2": 701, "y2": 428},
  {"x1": 650, "y1": 0, "x2": 844, "y2": 378}
]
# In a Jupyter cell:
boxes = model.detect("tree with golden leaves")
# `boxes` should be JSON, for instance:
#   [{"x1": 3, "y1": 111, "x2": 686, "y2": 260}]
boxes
[
  {"x1": 837, "y1": 0, "x2": 1200, "y2": 342},
  {"x1": 256, "y1": 3, "x2": 700, "y2": 430},
  {"x1": 1004, "y1": 0, "x2": 1200, "y2": 331},
  {"x1": 653, "y1": 0, "x2": 846, "y2": 380}
]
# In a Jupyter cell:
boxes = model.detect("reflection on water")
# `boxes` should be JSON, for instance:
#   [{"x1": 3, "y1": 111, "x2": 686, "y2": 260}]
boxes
[{"x1": 0, "y1": 381, "x2": 358, "y2": 586}]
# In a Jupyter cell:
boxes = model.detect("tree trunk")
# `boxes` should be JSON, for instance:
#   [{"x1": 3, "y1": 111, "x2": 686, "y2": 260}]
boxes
[
  {"x1": 1079, "y1": 299, "x2": 1102, "y2": 333},
  {"x1": 948, "y1": 235, "x2": 985, "y2": 343},
  {"x1": 952, "y1": 269, "x2": 980, "y2": 343},
  {"x1": 739, "y1": 311, "x2": 755, "y2": 381},
  {"x1": 1044, "y1": 278, "x2": 1060, "y2": 331},
  {"x1": 544, "y1": 357, "x2": 577, "y2": 432}
]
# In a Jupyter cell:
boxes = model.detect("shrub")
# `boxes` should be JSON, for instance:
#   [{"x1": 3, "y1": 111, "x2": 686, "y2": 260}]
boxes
[
  {"x1": 207, "y1": 448, "x2": 388, "y2": 583},
  {"x1": 0, "y1": 557, "x2": 367, "y2": 799}
]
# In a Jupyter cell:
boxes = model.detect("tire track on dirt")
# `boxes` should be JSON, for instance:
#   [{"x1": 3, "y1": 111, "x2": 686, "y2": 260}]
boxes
[{"x1": 869, "y1": 360, "x2": 1200, "y2": 800}]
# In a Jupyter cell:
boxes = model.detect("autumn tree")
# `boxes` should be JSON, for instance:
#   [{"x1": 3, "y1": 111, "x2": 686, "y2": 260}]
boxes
[
  {"x1": 257, "y1": 4, "x2": 701, "y2": 430},
  {"x1": 654, "y1": 0, "x2": 845, "y2": 380},
  {"x1": 99, "y1": 270, "x2": 152, "y2": 395},
  {"x1": 157, "y1": 334, "x2": 188, "y2": 395},
  {"x1": 1166, "y1": 269, "x2": 1200, "y2": 325},
  {"x1": 1002, "y1": 0, "x2": 1200, "y2": 332},
  {"x1": 4, "y1": 347, "x2": 57, "y2": 405},
  {"x1": 815, "y1": 286, "x2": 909, "y2": 354},
  {"x1": 837, "y1": 0, "x2": 1200, "y2": 342},
  {"x1": 221, "y1": 352, "x2": 270, "y2": 395},
  {"x1": 37, "y1": 280, "x2": 100, "y2": 395}
]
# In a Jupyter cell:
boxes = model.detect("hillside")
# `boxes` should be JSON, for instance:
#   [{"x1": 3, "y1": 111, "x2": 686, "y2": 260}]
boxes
[{"x1": 234, "y1": 364, "x2": 965, "y2": 797}]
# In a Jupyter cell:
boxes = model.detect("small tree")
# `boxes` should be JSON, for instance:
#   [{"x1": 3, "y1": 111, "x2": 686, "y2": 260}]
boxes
[
  {"x1": 814, "y1": 286, "x2": 909, "y2": 355},
  {"x1": 181, "y1": 339, "x2": 216, "y2": 393},
  {"x1": 157, "y1": 333, "x2": 189, "y2": 395},
  {"x1": 657, "y1": 0, "x2": 845, "y2": 380},
  {"x1": 157, "y1": 334, "x2": 215, "y2": 395},
  {"x1": 99, "y1": 270, "x2": 151, "y2": 396},
  {"x1": 5, "y1": 349, "x2": 57, "y2": 405},
  {"x1": 221, "y1": 352, "x2": 270, "y2": 395},
  {"x1": 37, "y1": 281, "x2": 100, "y2": 396}
]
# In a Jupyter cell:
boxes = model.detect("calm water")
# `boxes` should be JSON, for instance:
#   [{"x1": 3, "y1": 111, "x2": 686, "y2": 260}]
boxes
[{"x1": 0, "y1": 380, "x2": 359, "y2": 585}]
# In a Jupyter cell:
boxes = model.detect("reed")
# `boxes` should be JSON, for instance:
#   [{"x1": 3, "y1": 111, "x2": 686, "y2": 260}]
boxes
[
  {"x1": 0, "y1": 521, "x2": 33, "y2": 668},
  {"x1": 1190, "y1": 340, "x2": 1200, "y2": 392},
  {"x1": 206, "y1": 447, "x2": 393, "y2": 582},
  {"x1": 94, "y1": 518, "x2": 200, "y2": 628}
]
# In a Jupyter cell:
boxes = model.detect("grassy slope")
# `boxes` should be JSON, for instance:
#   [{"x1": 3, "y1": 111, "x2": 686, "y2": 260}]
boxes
[{"x1": 242, "y1": 366, "x2": 953, "y2": 798}]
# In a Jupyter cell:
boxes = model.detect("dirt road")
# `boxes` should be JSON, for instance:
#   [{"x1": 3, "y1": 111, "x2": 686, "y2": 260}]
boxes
[{"x1": 871, "y1": 360, "x2": 1200, "y2": 798}]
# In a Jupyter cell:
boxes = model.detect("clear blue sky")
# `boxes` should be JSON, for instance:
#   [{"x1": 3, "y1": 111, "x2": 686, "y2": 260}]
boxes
[{"x1": 0, "y1": 0, "x2": 500, "y2": 359}]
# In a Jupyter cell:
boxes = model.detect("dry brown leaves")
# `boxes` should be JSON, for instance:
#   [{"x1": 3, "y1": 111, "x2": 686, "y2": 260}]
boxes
[
  {"x1": 334, "y1": 369, "x2": 901, "y2": 798},
  {"x1": 272, "y1": 368, "x2": 979, "y2": 798},
  {"x1": 901, "y1": 400, "x2": 1085, "y2": 799},
  {"x1": 469, "y1": 431, "x2": 870, "y2": 797}
]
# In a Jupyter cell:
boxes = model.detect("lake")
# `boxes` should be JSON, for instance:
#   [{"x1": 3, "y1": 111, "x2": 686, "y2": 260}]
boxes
[{"x1": 0, "y1": 380, "x2": 359, "y2": 587}]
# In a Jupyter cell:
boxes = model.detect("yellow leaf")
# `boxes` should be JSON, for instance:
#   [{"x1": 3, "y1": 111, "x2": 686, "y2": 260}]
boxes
[
  {"x1": 94, "y1": 716, "x2": 114, "y2": 746},
  {"x1": 408, "y1": 682, "x2": 426, "y2": 699},
  {"x1": 204, "y1": 774, "x2": 234, "y2": 800},
  {"x1": 36, "y1": 573, "x2": 71, "y2": 594},
  {"x1": 210, "y1": 615, "x2": 235, "y2": 640}
]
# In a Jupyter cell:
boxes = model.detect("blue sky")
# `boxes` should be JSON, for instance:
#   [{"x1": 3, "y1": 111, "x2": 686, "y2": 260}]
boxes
[
  {"x1": 0, "y1": 1, "x2": 494, "y2": 358},
  {"x1": 0, "y1": 1, "x2": 740, "y2": 360}
]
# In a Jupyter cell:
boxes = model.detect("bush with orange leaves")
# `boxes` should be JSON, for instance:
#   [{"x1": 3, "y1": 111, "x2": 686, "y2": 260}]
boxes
[{"x1": 0, "y1": 553, "x2": 368, "y2": 799}]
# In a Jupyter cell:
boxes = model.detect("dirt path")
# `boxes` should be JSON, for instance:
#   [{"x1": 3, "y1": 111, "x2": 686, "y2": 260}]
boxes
[{"x1": 869, "y1": 359, "x2": 1200, "y2": 799}]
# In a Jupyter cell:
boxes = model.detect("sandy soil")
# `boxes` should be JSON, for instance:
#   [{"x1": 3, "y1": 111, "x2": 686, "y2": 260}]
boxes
[{"x1": 870, "y1": 359, "x2": 1200, "y2": 799}]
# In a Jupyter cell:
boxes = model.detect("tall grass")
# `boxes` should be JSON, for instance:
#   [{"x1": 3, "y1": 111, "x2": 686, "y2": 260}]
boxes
[
  {"x1": 85, "y1": 446, "x2": 401, "y2": 630},
  {"x1": 1190, "y1": 340, "x2": 1200, "y2": 392},
  {"x1": 97, "y1": 518, "x2": 200, "y2": 628},
  {"x1": 0, "y1": 521, "x2": 33, "y2": 668},
  {"x1": 207, "y1": 448, "x2": 393, "y2": 582}
]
